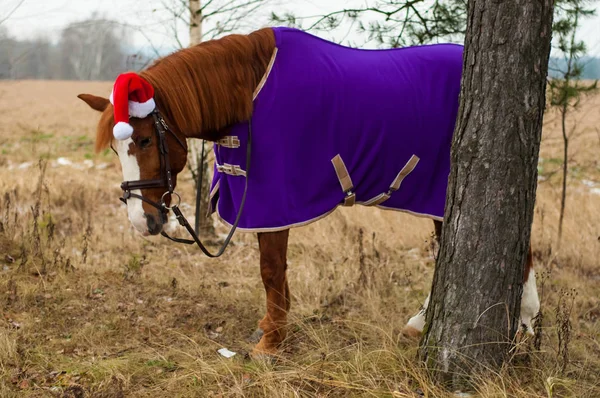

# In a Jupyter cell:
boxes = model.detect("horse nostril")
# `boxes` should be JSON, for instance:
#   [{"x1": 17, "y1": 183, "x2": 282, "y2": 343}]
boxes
[{"x1": 146, "y1": 213, "x2": 162, "y2": 235}]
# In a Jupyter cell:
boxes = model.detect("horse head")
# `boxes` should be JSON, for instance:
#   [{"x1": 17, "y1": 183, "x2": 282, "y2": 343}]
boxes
[
  {"x1": 77, "y1": 30, "x2": 275, "y2": 238},
  {"x1": 77, "y1": 91, "x2": 188, "y2": 236}
]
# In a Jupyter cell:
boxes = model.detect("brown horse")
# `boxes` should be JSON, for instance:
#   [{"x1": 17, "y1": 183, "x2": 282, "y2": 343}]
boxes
[{"x1": 78, "y1": 27, "x2": 540, "y2": 356}]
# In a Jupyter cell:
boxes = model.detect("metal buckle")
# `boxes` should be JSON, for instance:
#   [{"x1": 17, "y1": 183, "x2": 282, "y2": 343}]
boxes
[
  {"x1": 216, "y1": 163, "x2": 246, "y2": 177},
  {"x1": 159, "y1": 116, "x2": 169, "y2": 132},
  {"x1": 161, "y1": 191, "x2": 181, "y2": 210},
  {"x1": 216, "y1": 164, "x2": 231, "y2": 174},
  {"x1": 343, "y1": 191, "x2": 356, "y2": 206},
  {"x1": 217, "y1": 136, "x2": 241, "y2": 148}
]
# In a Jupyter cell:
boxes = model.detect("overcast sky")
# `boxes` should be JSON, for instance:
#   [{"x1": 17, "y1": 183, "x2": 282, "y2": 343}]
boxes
[{"x1": 3, "y1": 0, "x2": 600, "y2": 56}]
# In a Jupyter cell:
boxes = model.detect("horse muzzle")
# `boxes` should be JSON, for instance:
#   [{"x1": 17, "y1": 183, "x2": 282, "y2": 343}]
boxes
[{"x1": 145, "y1": 213, "x2": 164, "y2": 236}]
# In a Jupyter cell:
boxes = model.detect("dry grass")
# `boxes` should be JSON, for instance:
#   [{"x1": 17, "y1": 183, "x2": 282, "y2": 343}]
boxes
[{"x1": 0, "y1": 80, "x2": 599, "y2": 397}]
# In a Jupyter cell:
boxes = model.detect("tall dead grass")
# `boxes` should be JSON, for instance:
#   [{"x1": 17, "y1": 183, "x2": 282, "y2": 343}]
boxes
[{"x1": 0, "y1": 81, "x2": 599, "y2": 397}]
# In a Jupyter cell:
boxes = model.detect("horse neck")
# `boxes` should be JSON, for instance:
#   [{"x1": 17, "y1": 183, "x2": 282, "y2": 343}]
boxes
[{"x1": 146, "y1": 28, "x2": 276, "y2": 142}]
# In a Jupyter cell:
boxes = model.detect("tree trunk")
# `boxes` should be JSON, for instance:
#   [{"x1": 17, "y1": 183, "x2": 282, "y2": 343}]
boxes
[
  {"x1": 188, "y1": 0, "x2": 215, "y2": 236},
  {"x1": 557, "y1": 105, "x2": 568, "y2": 250},
  {"x1": 189, "y1": 0, "x2": 202, "y2": 45},
  {"x1": 557, "y1": 9, "x2": 578, "y2": 251},
  {"x1": 418, "y1": 0, "x2": 554, "y2": 390}
]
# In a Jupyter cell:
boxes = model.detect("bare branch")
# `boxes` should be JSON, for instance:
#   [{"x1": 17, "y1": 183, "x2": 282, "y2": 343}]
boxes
[
  {"x1": 0, "y1": 0, "x2": 26, "y2": 25},
  {"x1": 200, "y1": 0, "x2": 218, "y2": 13},
  {"x1": 303, "y1": 6, "x2": 413, "y2": 31}
]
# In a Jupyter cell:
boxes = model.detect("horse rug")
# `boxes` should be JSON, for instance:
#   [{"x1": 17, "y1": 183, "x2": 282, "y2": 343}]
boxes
[{"x1": 208, "y1": 27, "x2": 464, "y2": 232}]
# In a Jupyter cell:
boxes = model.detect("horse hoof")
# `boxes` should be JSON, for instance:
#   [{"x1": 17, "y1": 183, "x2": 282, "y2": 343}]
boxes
[
  {"x1": 250, "y1": 344, "x2": 278, "y2": 362},
  {"x1": 248, "y1": 328, "x2": 264, "y2": 343},
  {"x1": 250, "y1": 350, "x2": 276, "y2": 363},
  {"x1": 400, "y1": 325, "x2": 422, "y2": 339},
  {"x1": 516, "y1": 323, "x2": 535, "y2": 340}
]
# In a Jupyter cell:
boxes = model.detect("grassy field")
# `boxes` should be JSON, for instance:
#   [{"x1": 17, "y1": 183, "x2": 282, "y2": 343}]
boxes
[{"x1": 0, "y1": 80, "x2": 599, "y2": 397}]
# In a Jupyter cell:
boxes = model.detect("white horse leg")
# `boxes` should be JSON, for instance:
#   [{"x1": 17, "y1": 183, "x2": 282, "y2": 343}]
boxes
[
  {"x1": 402, "y1": 268, "x2": 540, "y2": 338},
  {"x1": 519, "y1": 266, "x2": 540, "y2": 335},
  {"x1": 402, "y1": 293, "x2": 430, "y2": 337}
]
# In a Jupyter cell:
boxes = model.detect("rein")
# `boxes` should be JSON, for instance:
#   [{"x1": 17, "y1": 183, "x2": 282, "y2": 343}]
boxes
[{"x1": 119, "y1": 110, "x2": 251, "y2": 257}]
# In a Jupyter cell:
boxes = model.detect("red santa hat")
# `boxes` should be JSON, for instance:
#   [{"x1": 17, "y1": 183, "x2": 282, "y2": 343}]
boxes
[{"x1": 109, "y1": 72, "x2": 156, "y2": 140}]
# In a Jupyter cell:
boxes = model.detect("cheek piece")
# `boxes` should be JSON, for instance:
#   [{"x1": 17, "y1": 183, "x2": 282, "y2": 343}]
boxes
[{"x1": 119, "y1": 111, "x2": 185, "y2": 225}]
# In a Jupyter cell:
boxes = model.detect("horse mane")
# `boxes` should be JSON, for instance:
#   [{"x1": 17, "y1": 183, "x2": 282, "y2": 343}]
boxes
[
  {"x1": 95, "y1": 102, "x2": 115, "y2": 153},
  {"x1": 142, "y1": 27, "x2": 275, "y2": 137},
  {"x1": 95, "y1": 27, "x2": 275, "y2": 151}
]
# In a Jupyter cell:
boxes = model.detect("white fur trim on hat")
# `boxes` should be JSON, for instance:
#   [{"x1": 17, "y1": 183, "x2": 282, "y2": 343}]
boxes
[
  {"x1": 128, "y1": 98, "x2": 156, "y2": 118},
  {"x1": 113, "y1": 121, "x2": 134, "y2": 140},
  {"x1": 109, "y1": 92, "x2": 156, "y2": 118}
]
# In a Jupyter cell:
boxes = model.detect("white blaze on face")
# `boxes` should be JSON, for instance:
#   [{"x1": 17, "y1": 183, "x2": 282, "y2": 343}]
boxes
[{"x1": 115, "y1": 138, "x2": 148, "y2": 235}]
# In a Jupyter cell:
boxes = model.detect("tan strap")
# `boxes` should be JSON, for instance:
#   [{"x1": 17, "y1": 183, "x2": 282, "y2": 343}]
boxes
[
  {"x1": 331, "y1": 154, "x2": 356, "y2": 207},
  {"x1": 363, "y1": 155, "x2": 420, "y2": 207},
  {"x1": 253, "y1": 47, "x2": 279, "y2": 100},
  {"x1": 390, "y1": 155, "x2": 420, "y2": 192},
  {"x1": 216, "y1": 163, "x2": 246, "y2": 177},
  {"x1": 362, "y1": 192, "x2": 391, "y2": 207},
  {"x1": 205, "y1": 179, "x2": 220, "y2": 218},
  {"x1": 209, "y1": 179, "x2": 220, "y2": 200},
  {"x1": 344, "y1": 193, "x2": 356, "y2": 207},
  {"x1": 331, "y1": 154, "x2": 354, "y2": 193},
  {"x1": 217, "y1": 136, "x2": 241, "y2": 149}
]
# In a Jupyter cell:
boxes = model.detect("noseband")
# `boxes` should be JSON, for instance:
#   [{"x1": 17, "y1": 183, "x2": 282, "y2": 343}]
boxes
[{"x1": 118, "y1": 110, "x2": 251, "y2": 258}]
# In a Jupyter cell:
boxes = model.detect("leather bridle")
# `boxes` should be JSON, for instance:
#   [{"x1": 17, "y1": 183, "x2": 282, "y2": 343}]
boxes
[
  {"x1": 119, "y1": 111, "x2": 185, "y2": 223},
  {"x1": 118, "y1": 109, "x2": 251, "y2": 257}
]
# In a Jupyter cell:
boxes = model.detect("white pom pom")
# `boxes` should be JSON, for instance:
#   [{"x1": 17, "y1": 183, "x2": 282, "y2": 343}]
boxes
[
  {"x1": 113, "y1": 122, "x2": 134, "y2": 140},
  {"x1": 129, "y1": 98, "x2": 156, "y2": 118}
]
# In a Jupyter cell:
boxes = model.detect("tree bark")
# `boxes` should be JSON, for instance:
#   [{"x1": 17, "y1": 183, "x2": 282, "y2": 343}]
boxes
[
  {"x1": 189, "y1": 0, "x2": 202, "y2": 45},
  {"x1": 418, "y1": 0, "x2": 554, "y2": 390}
]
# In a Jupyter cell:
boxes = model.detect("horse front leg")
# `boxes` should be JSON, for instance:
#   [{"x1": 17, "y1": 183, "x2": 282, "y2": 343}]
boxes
[{"x1": 252, "y1": 229, "x2": 291, "y2": 356}]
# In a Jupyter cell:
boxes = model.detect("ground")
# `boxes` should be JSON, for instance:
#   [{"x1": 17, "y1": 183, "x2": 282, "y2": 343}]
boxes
[{"x1": 0, "y1": 80, "x2": 599, "y2": 397}]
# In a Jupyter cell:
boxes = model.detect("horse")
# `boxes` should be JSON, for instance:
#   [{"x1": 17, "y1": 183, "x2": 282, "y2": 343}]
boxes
[{"x1": 78, "y1": 26, "x2": 540, "y2": 356}]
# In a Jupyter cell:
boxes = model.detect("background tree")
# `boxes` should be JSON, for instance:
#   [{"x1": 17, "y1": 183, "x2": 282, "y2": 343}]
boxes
[
  {"x1": 0, "y1": 27, "x2": 20, "y2": 79},
  {"x1": 271, "y1": 0, "x2": 467, "y2": 48},
  {"x1": 0, "y1": 0, "x2": 26, "y2": 26},
  {"x1": 158, "y1": 0, "x2": 273, "y2": 235},
  {"x1": 417, "y1": 0, "x2": 554, "y2": 390},
  {"x1": 0, "y1": 28, "x2": 60, "y2": 80},
  {"x1": 166, "y1": 0, "x2": 268, "y2": 44},
  {"x1": 548, "y1": 0, "x2": 598, "y2": 250},
  {"x1": 0, "y1": 16, "x2": 128, "y2": 81},
  {"x1": 59, "y1": 16, "x2": 130, "y2": 81}
]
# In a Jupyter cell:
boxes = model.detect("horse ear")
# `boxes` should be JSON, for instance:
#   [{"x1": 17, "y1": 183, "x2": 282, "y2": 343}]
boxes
[{"x1": 77, "y1": 94, "x2": 110, "y2": 112}]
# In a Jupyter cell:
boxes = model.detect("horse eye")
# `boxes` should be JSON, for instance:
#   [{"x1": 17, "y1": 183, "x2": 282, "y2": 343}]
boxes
[{"x1": 139, "y1": 137, "x2": 152, "y2": 148}]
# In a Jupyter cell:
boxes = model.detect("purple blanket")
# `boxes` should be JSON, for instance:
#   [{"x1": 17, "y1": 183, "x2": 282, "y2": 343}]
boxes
[{"x1": 208, "y1": 27, "x2": 463, "y2": 231}]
